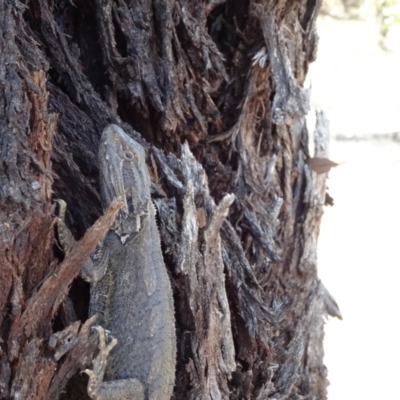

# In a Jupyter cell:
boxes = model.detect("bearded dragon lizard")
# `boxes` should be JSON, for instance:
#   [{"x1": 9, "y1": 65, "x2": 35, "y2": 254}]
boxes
[{"x1": 63, "y1": 124, "x2": 176, "y2": 399}]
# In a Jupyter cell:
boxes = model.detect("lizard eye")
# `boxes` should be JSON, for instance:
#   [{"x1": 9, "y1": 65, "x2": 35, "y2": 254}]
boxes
[{"x1": 124, "y1": 150, "x2": 135, "y2": 160}]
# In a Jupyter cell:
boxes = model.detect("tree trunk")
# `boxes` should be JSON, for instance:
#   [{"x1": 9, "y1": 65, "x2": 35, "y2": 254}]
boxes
[{"x1": 0, "y1": 0, "x2": 337, "y2": 399}]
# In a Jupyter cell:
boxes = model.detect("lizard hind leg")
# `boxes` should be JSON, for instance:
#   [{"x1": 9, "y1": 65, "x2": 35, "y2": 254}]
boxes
[{"x1": 83, "y1": 326, "x2": 144, "y2": 400}]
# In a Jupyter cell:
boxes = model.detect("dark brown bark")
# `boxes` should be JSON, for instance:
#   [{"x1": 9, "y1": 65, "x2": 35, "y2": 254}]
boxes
[{"x1": 0, "y1": 0, "x2": 334, "y2": 399}]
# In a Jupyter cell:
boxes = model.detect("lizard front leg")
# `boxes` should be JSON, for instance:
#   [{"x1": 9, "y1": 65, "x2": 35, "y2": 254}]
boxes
[
  {"x1": 54, "y1": 199, "x2": 75, "y2": 253},
  {"x1": 54, "y1": 198, "x2": 110, "y2": 283}
]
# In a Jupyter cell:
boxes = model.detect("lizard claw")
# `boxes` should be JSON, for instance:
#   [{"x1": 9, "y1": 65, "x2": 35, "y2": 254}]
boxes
[
  {"x1": 83, "y1": 326, "x2": 118, "y2": 399},
  {"x1": 92, "y1": 326, "x2": 118, "y2": 357}
]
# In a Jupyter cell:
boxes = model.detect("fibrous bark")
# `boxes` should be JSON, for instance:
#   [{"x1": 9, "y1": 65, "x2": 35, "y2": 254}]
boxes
[{"x1": 0, "y1": 0, "x2": 336, "y2": 399}]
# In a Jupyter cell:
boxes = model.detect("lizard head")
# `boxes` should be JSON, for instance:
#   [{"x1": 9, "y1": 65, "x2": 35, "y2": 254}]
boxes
[{"x1": 98, "y1": 124, "x2": 151, "y2": 235}]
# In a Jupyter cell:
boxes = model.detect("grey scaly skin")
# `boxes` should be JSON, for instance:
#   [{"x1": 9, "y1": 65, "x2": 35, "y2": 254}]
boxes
[{"x1": 79, "y1": 124, "x2": 176, "y2": 400}]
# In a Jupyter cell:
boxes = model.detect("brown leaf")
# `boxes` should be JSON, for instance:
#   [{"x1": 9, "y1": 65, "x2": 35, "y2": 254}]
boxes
[{"x1": 307, "y1": 157, "x2": 340, "y2": 174}]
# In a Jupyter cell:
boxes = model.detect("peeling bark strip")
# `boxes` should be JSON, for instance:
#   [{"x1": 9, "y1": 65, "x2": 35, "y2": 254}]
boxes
[
  {"x1": 0, "y1": 0, "x2": 336, "y2": 398},
  {"x1": 7, "y1": 201, "x2": 122, "y2": 400},
  {"x1": 250, "y1": 5, "x2": 311, "y2": 126},
  {"x1": 157, "y1": 143, "x2": 237, "y2": 399}
]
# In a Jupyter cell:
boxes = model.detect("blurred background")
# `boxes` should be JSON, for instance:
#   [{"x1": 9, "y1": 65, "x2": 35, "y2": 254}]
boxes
[{"x1": 309, "y1": 0, "x2": 400, "y2": 398}]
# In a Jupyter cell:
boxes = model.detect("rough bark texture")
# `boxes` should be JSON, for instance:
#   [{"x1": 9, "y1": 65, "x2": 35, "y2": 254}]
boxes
[{"x1": 0, "y1": 0, "x2": 333, "y2": 399}]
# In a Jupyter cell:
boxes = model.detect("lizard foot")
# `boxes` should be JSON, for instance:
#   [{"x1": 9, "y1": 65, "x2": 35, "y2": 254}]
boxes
[
  {"x1": 83, "y1": 326, "x2": 144, "y2": 400},
  {"x1": 83, "y1": 326, "x2": 117, "y2": 399}
]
